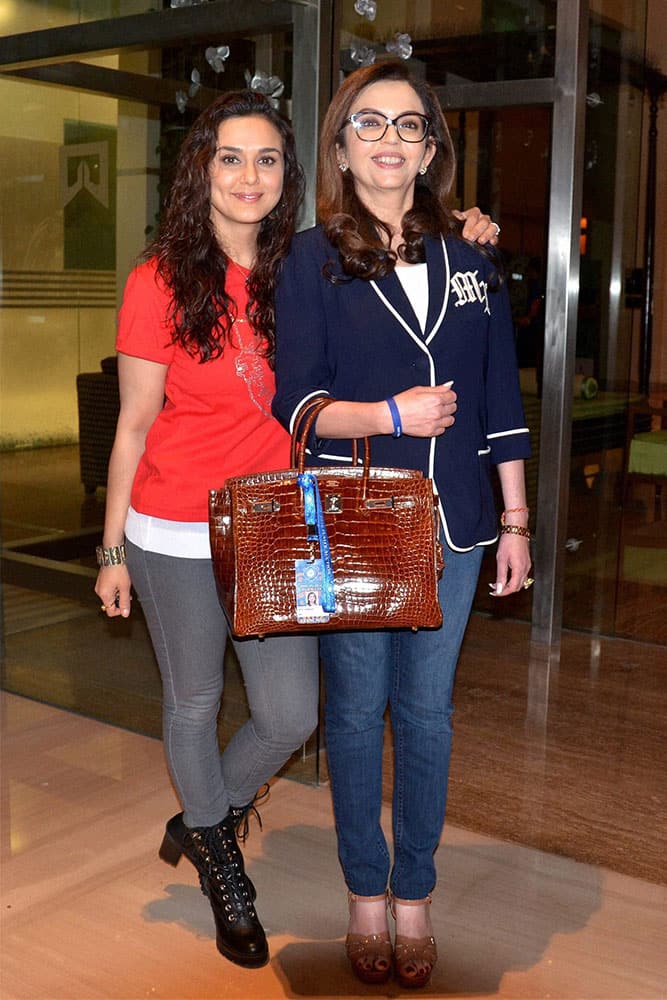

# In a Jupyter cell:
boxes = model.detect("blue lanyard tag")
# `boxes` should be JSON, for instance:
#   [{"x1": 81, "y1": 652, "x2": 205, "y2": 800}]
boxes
[{"x1": 296, "y1": 472, "x2": 336, "y2": 613}]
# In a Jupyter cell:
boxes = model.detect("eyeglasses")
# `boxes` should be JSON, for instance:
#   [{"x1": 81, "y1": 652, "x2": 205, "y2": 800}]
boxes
[{"x1": 344, "y1": 110, "x2": 430, "y2": 143}]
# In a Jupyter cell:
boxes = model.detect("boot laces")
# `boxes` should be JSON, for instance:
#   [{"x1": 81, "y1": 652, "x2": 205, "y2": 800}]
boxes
[
  {"x1": 190, "y1": 824, "x2": 256, "y2": 923},
  {"x1": 231, "y1": 783, "x2": 270, "y2": 843}
]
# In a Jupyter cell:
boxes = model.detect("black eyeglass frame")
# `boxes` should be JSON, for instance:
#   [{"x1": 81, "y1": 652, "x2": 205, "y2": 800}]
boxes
[{"x1": 343, "y1": 110, "x2": 431, "y2": 143}]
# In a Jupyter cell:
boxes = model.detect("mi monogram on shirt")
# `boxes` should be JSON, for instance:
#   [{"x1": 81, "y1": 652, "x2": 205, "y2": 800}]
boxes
[{"x1": 450, "y1": 270, "x2": 490, "y2": 315}]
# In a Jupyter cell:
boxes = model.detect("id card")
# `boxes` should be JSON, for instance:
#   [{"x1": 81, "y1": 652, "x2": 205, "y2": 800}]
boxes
[{"x1": 294, "y1": 559, "x2": 331, "y2": 624}]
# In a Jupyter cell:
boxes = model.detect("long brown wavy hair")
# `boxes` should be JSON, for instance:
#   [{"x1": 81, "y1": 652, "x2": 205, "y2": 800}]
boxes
[
  {"x1": 146, "y1": 91, "x2": 304, "y2": 362},
  {"x1": 318, "y1": 61, "x2": 461, "y2": 281}
]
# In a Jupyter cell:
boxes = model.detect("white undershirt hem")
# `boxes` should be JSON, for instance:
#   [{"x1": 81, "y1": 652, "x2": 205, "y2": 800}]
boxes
[{"x1": 124, "y1": 507, "x2": 211, "y2": 559}]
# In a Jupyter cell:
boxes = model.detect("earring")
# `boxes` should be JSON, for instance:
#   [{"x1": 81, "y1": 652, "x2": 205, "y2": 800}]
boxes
[
  {"x1": 419, "y1": 165, "x2": 428, "y2": 175},
  {"x1": 339, "y1": 162, "x2": 348, "y2": 172}
]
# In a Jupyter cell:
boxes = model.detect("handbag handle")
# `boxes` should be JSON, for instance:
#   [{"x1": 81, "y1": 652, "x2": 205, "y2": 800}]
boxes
[{"x1": 290, "y1": 397, "x2": 372, "y2": 481}]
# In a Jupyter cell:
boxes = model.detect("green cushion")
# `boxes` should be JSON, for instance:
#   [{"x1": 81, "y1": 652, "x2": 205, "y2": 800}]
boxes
[
  {"x1": 622, "y1": 545, "x2": 667, "y2": 585},
  {"x1": 628, "y1": 430, "x2": 667, "y2": 477}
]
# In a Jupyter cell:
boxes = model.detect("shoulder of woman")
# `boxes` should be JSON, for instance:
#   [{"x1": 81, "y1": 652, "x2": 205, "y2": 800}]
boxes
[
  {"x1": 443, "y1": 232, "x2": 497, "y2": 274},
  {"x1": 127, "y1": 256, "x2": 160, "y2": 287},
  {"x1": 123, "y1": 257, "x2": 172, "y2": 308},
  {"x1": 288, "y1": 225, "x2": 335, "y2": 264},
  {"x1": 292, "y1": 224, "x2": 327, "y2": 249}
]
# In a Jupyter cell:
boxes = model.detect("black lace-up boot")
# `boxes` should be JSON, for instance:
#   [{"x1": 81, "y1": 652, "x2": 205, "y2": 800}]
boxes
[{"x1": 159, "y1": 812, "x2": 268, "y2": 968}]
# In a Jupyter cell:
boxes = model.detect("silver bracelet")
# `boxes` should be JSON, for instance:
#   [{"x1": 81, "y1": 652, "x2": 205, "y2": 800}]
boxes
[{"x1": 96, "y1": 544, "x2": 127, "y2": 567}]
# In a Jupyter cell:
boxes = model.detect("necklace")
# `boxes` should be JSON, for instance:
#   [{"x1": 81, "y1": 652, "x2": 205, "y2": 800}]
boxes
[{"x1": 227, "y1": 258, "x2": 252, "y2": 279}]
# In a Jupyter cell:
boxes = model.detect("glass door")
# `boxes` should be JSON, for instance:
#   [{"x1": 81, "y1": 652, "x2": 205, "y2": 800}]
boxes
[
  {"x1": 0, "y1": 0, "x2": 330, "y2": 776},
  {"x1": 335, "y1": 0, "x2": 659, "y2": 645},
  {"x1": 447, "y1": 104, "x2": 552, "y2": 624}
]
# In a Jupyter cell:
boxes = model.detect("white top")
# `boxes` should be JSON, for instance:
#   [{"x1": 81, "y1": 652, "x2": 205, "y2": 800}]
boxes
[
  {"x1": 125, "y1": 507, "x2": 210, "y2": 559},
  {"x1": 395, "y1": 262, "x2": 429, "y2": 332}
]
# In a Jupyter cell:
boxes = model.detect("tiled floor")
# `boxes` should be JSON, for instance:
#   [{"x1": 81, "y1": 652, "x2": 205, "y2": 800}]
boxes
[
  {"x1": 2, "y1": 692, "x2": 666, "y2": 1000},
  {"x1": 2, "y1": 444, "x2": 667, "y2": 997},
  {"x1": 1, "y1": 445, "x2": 666, "y2": 886}
]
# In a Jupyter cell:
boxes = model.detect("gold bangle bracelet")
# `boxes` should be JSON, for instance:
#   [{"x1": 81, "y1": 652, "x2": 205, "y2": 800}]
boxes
[
  {"x1": 500, "y1": 507, "x2": 529, "y2": 526},
  {"x1": 499, "y1": 524, "x2": 531, "y2": 539},
  {"x1": 96, "y1": 544, "x2": 127, "y2": 567}
]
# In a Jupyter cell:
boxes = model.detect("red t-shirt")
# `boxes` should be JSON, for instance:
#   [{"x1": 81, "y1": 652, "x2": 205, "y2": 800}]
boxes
[{"x1": 116, "y1": 258, "x2": 290, "y2": 521}]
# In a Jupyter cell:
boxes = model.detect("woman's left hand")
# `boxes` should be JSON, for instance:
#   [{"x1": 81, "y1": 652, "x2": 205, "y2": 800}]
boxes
[
  {"x1": 453, "y1": 207, "x2": 500, "y2": 246},
  {"x1": 491, "y1": 534, "x2": 532, "y2": 597}
]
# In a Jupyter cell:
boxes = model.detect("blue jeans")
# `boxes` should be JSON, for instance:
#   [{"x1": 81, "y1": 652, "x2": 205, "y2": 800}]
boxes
[
  {"x1": 126, "y1": 541, "x2": 320, "y2": 828},
  {"x1": 320, "y1": 541, "x2": 484, "y2": 899}
]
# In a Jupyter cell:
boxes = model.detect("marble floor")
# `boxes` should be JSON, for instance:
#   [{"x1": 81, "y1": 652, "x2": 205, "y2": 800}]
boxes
[
  {"x1": 2, "y1": 692, "x2": 666, "y2": 1000},
  {"x1": 3, "y1": 583, "x2": 666, "y2": 886},
  {"x1": 1, "y1": 445, "x2": 667, "y2": 888}
]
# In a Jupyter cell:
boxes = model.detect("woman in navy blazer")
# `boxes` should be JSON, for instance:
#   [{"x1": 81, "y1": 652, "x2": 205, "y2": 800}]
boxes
[{"x1": 273, "y1": 61, "x2": 532, "y2": 989}]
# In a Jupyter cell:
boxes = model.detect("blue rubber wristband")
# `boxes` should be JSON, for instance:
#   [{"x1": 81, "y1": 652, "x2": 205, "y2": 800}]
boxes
[{"x1": 385, "y1": 396, "x2": 402, "y2": 438}]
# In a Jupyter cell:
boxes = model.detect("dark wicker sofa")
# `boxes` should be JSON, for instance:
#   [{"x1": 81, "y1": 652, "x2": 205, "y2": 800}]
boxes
[{"x1": 76, "y1": 356, "x2": 120, "y2": 494}]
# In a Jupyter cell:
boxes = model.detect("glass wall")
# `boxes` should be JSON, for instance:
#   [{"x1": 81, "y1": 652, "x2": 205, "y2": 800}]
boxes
[
  {"x1": 0, "y1": 3, "x2": 322, "y2": 774},
  {"x1": 336, "y1": 0, "x2": 662, "y2": 642},
  {"x1": 0, "y1": 11, "x2": 297, "y2": 449},
  {"x1": 561, "y1": 0, "x2": 662, "y2": 642},
  {"x1": 0, "y1": 0, "x2": 154, "y2": 34},
  {"x1": 0, "y1": 0, "x2": 664, "y2": 649},
  {"x1": 0, "y1": 69, "x2": 124, "y2": 449},
  {"x1": 339, "y1": 0, "x2": 557, "y2": 81}
]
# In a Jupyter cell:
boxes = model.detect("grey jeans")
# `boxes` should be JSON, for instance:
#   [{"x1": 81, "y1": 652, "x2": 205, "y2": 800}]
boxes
[{"x1": 126, "y1": 540, "x2": 320, "y2": 827}]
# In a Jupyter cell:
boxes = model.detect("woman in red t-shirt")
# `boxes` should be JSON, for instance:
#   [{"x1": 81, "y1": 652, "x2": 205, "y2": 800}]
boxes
[
  {"x1": 95, "y1": 89, "x2": 498, "y2": 972},
  {"x1": 96, "y1": 92, "x2": 314, "y2": 970}
]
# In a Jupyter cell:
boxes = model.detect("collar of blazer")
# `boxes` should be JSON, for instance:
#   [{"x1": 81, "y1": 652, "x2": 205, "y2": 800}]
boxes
[{"x1": 369, "y1": 235, "x2": 450, "y2": 348}]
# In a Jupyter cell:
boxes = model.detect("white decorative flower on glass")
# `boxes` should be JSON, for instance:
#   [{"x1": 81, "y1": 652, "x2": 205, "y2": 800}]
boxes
[
  {"x1": 175, "y1": 89, "x2": 188, "y2": 113},
  {"x1": 354, "y1": 0, "x2": 377, "y2": 21},
  {"x1": 386, "y1": 32, "x2": 413, "y2": 60},
  {"x1": 206, "y1": 45, "x2": 230, "y2": 74},
  {"x1": 188, "y1": 69, "x2": 201, "y2": 99},
  {"x1": 244, "y1": 69, "x2": 285, "y2": 109},
  {"x1": 350, "y1": 42, "x2": 376, "y2": 66}
]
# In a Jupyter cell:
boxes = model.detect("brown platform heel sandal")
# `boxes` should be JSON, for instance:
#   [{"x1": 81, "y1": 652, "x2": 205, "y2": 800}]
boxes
[
  {"x1": 345, "y1": 891, "x2": 393, "y2": 985},
  {"x1": 389, "y1": 892, "x2": 438, "y2": 989}
]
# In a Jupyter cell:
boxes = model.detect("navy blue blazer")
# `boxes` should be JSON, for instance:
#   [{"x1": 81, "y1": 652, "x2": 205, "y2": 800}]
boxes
[{"x1": 273, "y1": 226, "x2": 530, "y2": 552}]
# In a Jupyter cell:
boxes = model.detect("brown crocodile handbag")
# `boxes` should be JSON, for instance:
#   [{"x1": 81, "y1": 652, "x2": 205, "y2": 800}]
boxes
[{"x1": 209, "y1": 398, "x2": 443, "y2": 637}]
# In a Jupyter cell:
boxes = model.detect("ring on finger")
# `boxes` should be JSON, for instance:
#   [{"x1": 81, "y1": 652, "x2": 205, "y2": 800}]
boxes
[
  {"x1": 493, "y1": 222, "x2": 501, "y2": 238},
  {"x1": 523, "y1": 577, "x2": 534, "y2": 590}
]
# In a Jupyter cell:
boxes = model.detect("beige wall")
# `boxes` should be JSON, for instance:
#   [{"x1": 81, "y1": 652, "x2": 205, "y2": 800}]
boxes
[
  {"x1": 0, "y1": 61, "x2": 158, "y2": 449},
  {"x1": 0, "y1": 0, "x2": 150, "y2": 34}
]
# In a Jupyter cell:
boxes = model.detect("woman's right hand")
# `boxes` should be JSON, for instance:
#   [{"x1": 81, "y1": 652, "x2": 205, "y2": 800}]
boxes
[
  {"x1": 95, "y1": 564, "x2": 132, "y2": 618},
  {"x1": 392, "y1": 383, "x2": 457, "y2": 437}
]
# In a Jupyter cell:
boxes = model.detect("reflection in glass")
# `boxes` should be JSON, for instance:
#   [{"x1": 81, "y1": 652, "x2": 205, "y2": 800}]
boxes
[{"x1": 340, "y1": 0, "x2": 556, "y2": 82}]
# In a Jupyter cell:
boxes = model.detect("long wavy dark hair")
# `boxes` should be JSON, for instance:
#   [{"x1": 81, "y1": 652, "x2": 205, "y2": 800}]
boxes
[
  {"x1": 146, "y1": 91, "x2": 304, "y2": 362},
  {"x1": 318, "y1": 61, "x2": 472, "y2": 282}
]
